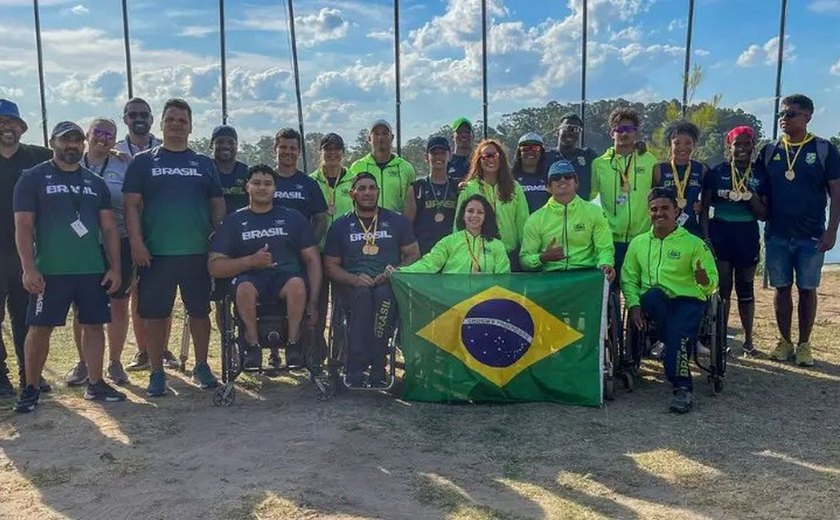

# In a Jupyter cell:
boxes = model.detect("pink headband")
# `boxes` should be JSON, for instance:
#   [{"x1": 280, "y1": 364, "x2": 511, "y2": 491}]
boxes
[{"x1": 725, "y1": 126, "x2": 756, "y2": 145}]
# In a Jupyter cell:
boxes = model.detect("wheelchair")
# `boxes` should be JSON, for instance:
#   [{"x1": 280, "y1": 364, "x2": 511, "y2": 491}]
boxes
[
  {"x1": 316, "y1": 288, "x2": 400, "y2": 401},
  {"x1": 213, "y1": 292, "x2": 321, "y2": 406},
  {"x1": 603, "y1": 289, "x2": 636, "y2": 400},
  {"x1": 623, "y1": 291, "x2": 728, "y2": 395}
]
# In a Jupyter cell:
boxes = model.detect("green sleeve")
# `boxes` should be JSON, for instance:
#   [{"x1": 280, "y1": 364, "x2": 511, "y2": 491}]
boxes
[
  {"x1": 695, "y1": 240, "x2": 719, "y2": 297},
  {"x1": 519, "y1": 213, "x2": 543, "y2": 271},
  {"x1": 400, "y1": 235, "x2": 450, "y2": 274},
  {"x1": 348, "y1": 159, "x2": 363, "y2": 175},
  {"x1": 453, "y1": 188, "x2": 468, "y2": 233},
  {"x1": 513, "y1": 186, "x2": 530, "y2": 249},
  {"x1": 590, "y1": 162, "x2": 601, "y2": 200},
  {"x1": 620, "y1": 240, "x2": 643, "y2": 308},
  {"x1": 491, "y1": 240, "x2": 511, "y2": 273},
  {"x1": 593, "y1": 209, "x2": 615, "y2": 267}
]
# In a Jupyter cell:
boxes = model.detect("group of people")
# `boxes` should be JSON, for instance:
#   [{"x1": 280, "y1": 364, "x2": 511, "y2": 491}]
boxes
[{"x1": 0, "y1": 91, "x2": 837, "y2": 415}]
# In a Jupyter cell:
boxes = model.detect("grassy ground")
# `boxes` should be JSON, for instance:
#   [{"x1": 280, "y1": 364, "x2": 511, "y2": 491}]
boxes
[{"x1": 1, "y1": 274, "x2": 839, "y2": 519}]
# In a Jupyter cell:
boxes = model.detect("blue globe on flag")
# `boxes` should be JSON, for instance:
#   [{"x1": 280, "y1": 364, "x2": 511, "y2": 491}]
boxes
[{"x1": 461, "y1": 298, "x2": 535, "y2": 367}]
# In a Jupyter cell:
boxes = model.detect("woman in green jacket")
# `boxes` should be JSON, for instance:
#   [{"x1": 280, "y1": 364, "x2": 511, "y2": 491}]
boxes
[
  {"x1": 402, "y1": 194, "x2": 510, "y2": 274},
  {"x1": 455, "y1": 139, "x2": 529, "y2": 269}
]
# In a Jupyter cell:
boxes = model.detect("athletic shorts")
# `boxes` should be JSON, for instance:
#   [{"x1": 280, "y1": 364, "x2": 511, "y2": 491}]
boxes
[
  {"x1": 27, "y1": 274, "x2": 111, "y2": 326},
  {"x1": 102, "y1": 237, "x2": 135, "y2": 300},
  {"x1": 709, "y1": 219, "x2": 760, "y2": 269},
  {"x1": 232, "y1": 270, "x2": 300, "y2": 303},
  {"x1": 137, "y1": 254, "x2": 211, "y2": 319},
  {"x1": 765, "y1": 235, "x2": 825, "y2": 290}
]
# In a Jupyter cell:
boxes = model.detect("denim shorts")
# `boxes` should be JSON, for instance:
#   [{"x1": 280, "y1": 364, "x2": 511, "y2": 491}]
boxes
[{"x1": 765, "y1": 235, "x2": 825, "y2": 290}]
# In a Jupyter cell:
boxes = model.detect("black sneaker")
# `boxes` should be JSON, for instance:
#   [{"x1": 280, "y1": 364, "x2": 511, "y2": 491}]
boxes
[
  {"x1": 14, "y1": 385, "x2": 40, "y2": 413},
  {"x1": 162, "y1": 350, "x2": 181, "y2": 370},
  {"x1": 38, "y1": 378, "x2": 52, "y2": 394},
  {"x1": 243, "y1": 344, "x2": 262, "y2": 370},
  {"x1": 84, "y1": 380, "x2": 127, "y2": 402},
  {"x1": 267, "y1": 348, "x2": 282, "y2": 370},
  {"x1": 286, "y1": 342, "x2": 304, "y2": 369},
  {"x1": 742, "y1": 342, "x2": 760, "y2": 358},
  {"x1": 0, "y1": 371, "x2": 15, "y2": 398},
  {"x1": 669, "y1": 387, "x2": 694, "y2": 414},
  {"x1": 369, "y1": 376, "x2": 390, "y2": 389}
]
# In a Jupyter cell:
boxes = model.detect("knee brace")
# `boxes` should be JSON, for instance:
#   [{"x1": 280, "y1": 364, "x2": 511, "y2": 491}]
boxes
[{"x1": 734, "y1": 277, "x2": 755, "y2": 303}]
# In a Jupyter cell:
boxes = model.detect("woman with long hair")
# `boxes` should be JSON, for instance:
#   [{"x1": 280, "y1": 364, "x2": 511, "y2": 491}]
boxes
[
  {"x1": 455, "y1": 139, "x2": 529, "y2": 268},
  {"x1": 401, "y1": 194, "x2": 509, "y2": 274},
  {"x1": 700, "y1": 126, "x2": 767, "y2": 356}
]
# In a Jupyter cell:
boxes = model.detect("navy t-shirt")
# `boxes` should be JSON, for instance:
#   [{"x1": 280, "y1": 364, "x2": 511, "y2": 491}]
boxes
[
  {"x1": 123, "y1": 147, "x2": 223, "y2": 256},
  {"x1": 545, "y1": 147, "x2": 598, "y2": 200},
  {"x1": 273, "y1": 170, "x2": 328, "y2": 220},
  {"x1": 704, "y1": 162, "x2": 766, "y2": 223},
  {"x1": 513, "y1": 171, "x2": 549, "y2": 214},
  {"x1": 210, "y1": 205, "x2": 317, "y2": 276},
  {"x1": 13, "y1": 162, "x2": 111, "y2": 275},
  {"x1": 324, "y1": 209, "x2": 415, "y2": 277},
  {"x1": 658, "y1": 160, "x2": 704, "y2": 235},
  {"x1": 756, "y1": 138, "x2": 840, "y2": 239},
  {"x1": 412, "y1": 177, "x2": 459, "y2": 254},
  {"x1": 218, "y1": 160, "x2": 249, "y2": 214},
  {"x1": 447, "y1": 155, "x2": 470, "y2": 182}
]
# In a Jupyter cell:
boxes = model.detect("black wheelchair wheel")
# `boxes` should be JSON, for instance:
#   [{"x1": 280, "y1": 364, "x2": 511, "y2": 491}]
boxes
[
  {"x1": 604, "y1": 376, "x2": 616, "y2": 401},
  {"x1": 714, "y1": 297, "x2": 729, "y2": 378}
]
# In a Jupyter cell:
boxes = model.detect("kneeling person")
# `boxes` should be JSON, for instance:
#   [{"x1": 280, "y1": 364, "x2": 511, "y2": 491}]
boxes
[
  {"x1": 209, "y1": 165, "x2": 322, "y2": 369},
  {"x1": 323, "y1": 173, "x2": 420, "y2": 387},
  {"x1": 621, "y1": 187, "x2": 718, "y2": 414},
  {"x1": 520, "y1": 160, "x2": 615, "y2": 280}
]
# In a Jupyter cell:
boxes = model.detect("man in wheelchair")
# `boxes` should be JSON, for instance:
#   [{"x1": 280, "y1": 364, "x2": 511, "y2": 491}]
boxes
[
  {"x1": 323, "y1": 173, "x2": 420, "y2": 388},
  {"x1": 621, "y1": 187, "x2": 718, "y2": 414},
  {"x1": 208, "y1": 164, "x2": 322, "y2": 370}
]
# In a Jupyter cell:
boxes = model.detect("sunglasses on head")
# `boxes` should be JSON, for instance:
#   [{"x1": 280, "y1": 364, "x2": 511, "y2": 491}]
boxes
[
  {"x1": 612, "y1": 125, "x2": 637, "y2": 134},
  {"x1": 91, "y1": 127, "x2": 115, "y2": 140},
  {"x1": 519, "y1": 144, "x2": 542, "y2": 152},
  {"x1": 126, "y1": 111, "x2": 151, "y2": 119}
]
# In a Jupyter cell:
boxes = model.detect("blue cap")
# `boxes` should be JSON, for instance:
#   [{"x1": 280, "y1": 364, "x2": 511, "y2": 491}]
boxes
[
  {"x1": 0, "y1": 99, "x2": 28, "y2": 133},
  {"x1": 518, "y1": 132, "x2": 544, "y2": 146},
  {"x1": 211, "y1": 125, "x2": 237, "y2": 142},
  {"x1": 50, "y1": 121, "x2": 84, "y2": 140},
  {"x1": 547, "y1": 160, "x2": 577, "y2": 178},
  {"x1": 426, "y1": 136, "x2": 450, "y2": 153}
]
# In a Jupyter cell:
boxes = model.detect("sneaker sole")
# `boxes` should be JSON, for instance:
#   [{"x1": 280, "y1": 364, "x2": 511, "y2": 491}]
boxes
[
  {"x1": 126, "y1": 365, "x2": 150, "y2": 372},
  {"x1": 14, "y1": 403, "x2": 37, "y2": 413},
  {"x1": 146, "y1": 389, "x2": 168, "y2": 397},
  {"x1": 797, "y1": 361, "x2": 815, "y2": 367},
  {"x1": 66, "y1": 379, "x2": 89, "y2": 387},
  {"x1": 84, "y1": 394, "x2": 127, "y2": 402}
]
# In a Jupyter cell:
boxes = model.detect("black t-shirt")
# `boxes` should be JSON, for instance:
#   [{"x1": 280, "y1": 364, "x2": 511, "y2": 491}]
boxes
[
  {"x1": 323, "y1": 208, "x2": 415, "y2": 277},
  {"x1": 447, "y1": 154, "x2": 470, "y2": 182},
  {"x1": 274, "y1": 170, "x2": 328, "y2": 220},
  {"x1": 218, "y1": 160, "x2": 250, "y2": 214},
  {"x1": 0, "y1": 144, "x2": 53, "y2": 253},
  {"x1": 411, "y1": 177, "x2": 459, "y2": 254},
  {"x1": 545, "y1": 147, "x2": 598, "y2": 200}
]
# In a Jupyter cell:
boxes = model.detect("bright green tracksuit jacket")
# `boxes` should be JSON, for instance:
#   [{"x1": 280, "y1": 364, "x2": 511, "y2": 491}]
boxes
[
  {"x1": 455, "y1": 179, "x2": 529, "y2": 252},
  {"x1": 519, "y1": 196, "x2": 614, "y2": 272},
  {"x1": 621, "y1": 225, "x2": 719, "y2": 308},
  {"x1": 591, "y1": 147, "x2": 657, "y2": 243},
  {"x1": 400, "y1": 230, "x2": 510, "y2": 274},
  {"x1": 349, "y1": 153, "x2": 416, "y2": 212},
  {"x1": 310, "y1": 167, "x2": 357, "y2": 249}
]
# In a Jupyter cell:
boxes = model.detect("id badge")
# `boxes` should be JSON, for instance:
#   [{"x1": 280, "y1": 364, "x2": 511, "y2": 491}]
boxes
[
  {"x1": 70, "y1": 219, "x2": 89, "y2": 237},
  {"x1": 616, "y1": 194, "x2": 628, "y2": 207},
  {"x1": 676, "y1": 212, "x2": 689, "y2": 227}
]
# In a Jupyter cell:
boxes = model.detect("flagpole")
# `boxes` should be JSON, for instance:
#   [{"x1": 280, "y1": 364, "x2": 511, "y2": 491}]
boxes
[
  {"x1": 121, "y1": 0, "x2": 133, "y2": 98},
  {"x1": 681, "y1": 0, "x2": 695, "y2": 117},
  {"x1": 219, "y1": 0, "x2": 228, "y2": 124},
  {"x1": 580, "y1": 0, "x2": 588, "y2": 146},
  {"x1": 481, "y1": 0, "x2": 488, "y2": 139},
  {"x1": 771, "y1": 0, "x2": 788, "y2": 141},
  {"x1": 394, "y1": 0, "x2": 402, "y2": 154},
  {"x1": 33, "y1": 0, "x2": 48, "y2": 146},
  {"x1": 287, "y1": 0, "x2": 307, "y2": 172}
]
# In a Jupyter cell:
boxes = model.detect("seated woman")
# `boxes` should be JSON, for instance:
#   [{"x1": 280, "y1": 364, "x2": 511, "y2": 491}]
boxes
[{"x1": 400, "y1": 194, "x2": 510, "y2": 274}]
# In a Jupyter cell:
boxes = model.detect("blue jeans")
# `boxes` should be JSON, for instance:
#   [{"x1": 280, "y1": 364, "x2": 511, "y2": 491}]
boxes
[
  {"x1": 765, "y1": 235, "x2": 825, "y2": 290},
  {"x1": 641, "y1": 288, "x2": 705, "y2": 391}
]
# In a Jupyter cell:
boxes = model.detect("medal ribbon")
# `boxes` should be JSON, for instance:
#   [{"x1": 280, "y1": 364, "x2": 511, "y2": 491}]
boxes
[
  {"x1": 612, "y1": 151, "x2": 635, "y2": 189},
  {"x1": 729, "y1": 162, "x2": 751, "y2": 193},
  {"x1": 356, "y1": 211, "x2": 379, "y2": 250},
  {"x1": 669, "y1": 159, "x2": 689, "y2": 201},
  {"x1": 428, "y1": 177, "x2": 450, "y2": 211},
  {"x1": 463, "y1": 231, "x2": 484, "y2": 273},
  {"x1": 782, "y1": 133, "x2": 814, "y2": 174}
]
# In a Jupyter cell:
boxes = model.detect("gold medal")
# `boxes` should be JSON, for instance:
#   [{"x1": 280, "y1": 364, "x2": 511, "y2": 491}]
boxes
[
  {"x1": 729, "y1": 191, "x2": 742, "y2": 202},
  {"x1": 327, "y1": 204, "x2": 335, "y2": 216},
  {"x1": 434, "y1": 212, "x2": 445, "y2": 223},
  {"x1": 677, "y1": 198, "x2": 687, "y2": 209},
  {"x1": 785, "y1": 169, "x2": 795, "y2": 181},
  {"x1": 362, "y1": 244, "x2": 373, "y2": 255},
  {"x1": 367, "y1": 244, "x2": 379, "y2": 255},
  {"x1": 741, "y1": 191, "x2": 752, "y2": 201}
]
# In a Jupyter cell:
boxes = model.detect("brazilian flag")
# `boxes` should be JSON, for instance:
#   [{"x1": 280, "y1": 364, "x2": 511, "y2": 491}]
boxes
[{"x1": 392, "y1": 270, "x2": 605, "y2": 406}]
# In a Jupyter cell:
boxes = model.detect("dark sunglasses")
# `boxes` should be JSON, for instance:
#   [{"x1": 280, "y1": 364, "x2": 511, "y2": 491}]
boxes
[
  {"x1": 519, "y1": 144, "x2": 542, "y2": 153},
  {"x1": 559, "y1": 124, "x2": 582, "y2": 133},
  {"x1": 550, "y1": 173, "x2": 577, "y2": 181},
  {"x1": 480, "y1": 152, "x2": 499, "y2": 160},
  {"x1": 612, "y1": 124, "x2": 637, "y2": 134},
  {"x1": 91, "y1": 127, "x2": 115, "y2": 140},
  {"x1": 126, "y1": 111, "x2": 151, "y2": 119}
]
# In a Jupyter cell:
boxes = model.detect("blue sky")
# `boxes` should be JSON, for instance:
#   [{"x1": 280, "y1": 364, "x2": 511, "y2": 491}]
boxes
[{"x1": 2, "y1": 0, "x2": 839, "y2": 146}]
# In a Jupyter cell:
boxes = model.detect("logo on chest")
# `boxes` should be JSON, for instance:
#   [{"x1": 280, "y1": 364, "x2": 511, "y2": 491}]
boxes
[
  {"x1": 46, "y1": 184, "x2": 98, "y2": 196},
  {"x1": 350, "y1": 230, "x2": 393, "y2": 242},
  {"x1": 274, "y1": 191, "x2": 305, "y2": 200},
  {"x1": 667, "y1": 249, "x2": 681, "y2": 260},
  {"x1": 242, "y1": 227, "x2": 288, "y2": 240}
]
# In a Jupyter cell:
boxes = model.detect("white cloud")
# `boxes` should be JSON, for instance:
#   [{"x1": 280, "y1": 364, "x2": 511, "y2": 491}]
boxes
[
  {"x1": 0, "y1": 86, "x2": 24, "y2": 98},
  {"x1": 295, "y1": 8, "x2": 351, "y2": 48},
  {"x1": 610, "y1": 25, "x2": 642, "y2": 42},
  {"x1": 178, "y1": 26, "x2": 216, "y2": 38},
  {"x1": 808, "y1": 0, "x2": 840, "y2": 13},
  {"x1": 667, "y1": 18, "x2": 686, "y2": 32},
  {"x1": 69, "y1": 4, "x2": 88, "y2": 15},
  {"x1": 694, "y1": 49, "x2": 710, "y2": 57},
  {"x1": 736, "y1": 37, "x2": 795, "y2": 67},
  {"x1": 830, "y1": 58, "x2": 840, "y2": 76},
  {"x1": 366, "y1": 29, "x2": 393, "y2": 41}
]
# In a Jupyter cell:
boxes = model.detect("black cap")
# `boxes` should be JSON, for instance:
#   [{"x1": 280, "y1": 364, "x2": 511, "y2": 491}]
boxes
[
  {"x1": 426, "y1": 136, "x2": 451, "y2": 153},
  {"x1": 320, "y1": 132, "x2": 345, "y2": 150},
  {"x1": 211, "y1": 125, "x2": 237, "y2": 141}
]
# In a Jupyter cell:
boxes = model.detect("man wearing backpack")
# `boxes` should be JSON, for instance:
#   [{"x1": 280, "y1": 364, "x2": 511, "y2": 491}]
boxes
[{"x1": 755, "y1": 94, "x2": 840, "y2": 366}]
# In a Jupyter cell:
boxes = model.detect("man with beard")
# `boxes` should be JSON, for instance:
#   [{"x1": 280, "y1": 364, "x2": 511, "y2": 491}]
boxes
[
  {"x1": 13, "y1": 122, "x2": 124, "y2": 412},
  {"x1": 545, "y1": 114, "x2": 598, "y2": 200},
  {"x1": 0, "y1": 99, "x2": 53, "y2": 397},
  {"x1": 123, "y1": 98, "x2": 226, "y2": 397},
  {"x1": 447, "y1": 117, "x2": 474, "y2": 182}
]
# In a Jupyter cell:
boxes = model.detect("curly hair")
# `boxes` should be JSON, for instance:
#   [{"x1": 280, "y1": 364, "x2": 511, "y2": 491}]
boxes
[
  {"x1": 511, "y1": 143, "x2": 550, "y2": 178},
  {"x1": 455, "y1": 193, "x2": 501, "y2": 241},
  {"x1": 608, "y1": 107, "x2": 640, "y2": 130},
  {"x1": 463, "y1": 139, "x2": 516, "y2": 202}
]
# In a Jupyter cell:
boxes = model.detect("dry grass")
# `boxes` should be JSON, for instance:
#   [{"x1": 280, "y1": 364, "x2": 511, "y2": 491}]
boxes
[{"x1": 1, "y1": 274, "x2": 839, "y2": 519}]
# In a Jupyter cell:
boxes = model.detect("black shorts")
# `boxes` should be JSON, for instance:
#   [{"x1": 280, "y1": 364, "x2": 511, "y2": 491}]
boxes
[
  {"x1": 102, "y1": 238, "x2": 135, "y2": 300},
  {"x1": 210, "y1": 277, "x2": 232, "y2": 302},
  {"x1": 137, "y1": 254, "x2": 211, "y2": 319},
  {"x1": 232, "y1": 270, "x2": 301, "y2": 303},
  {"x1": 709, "y1": 219, "x2": 760, "y2": 269},
  {"x1": 26, "y1": 274, "x2": 111, "y2": 326}
]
